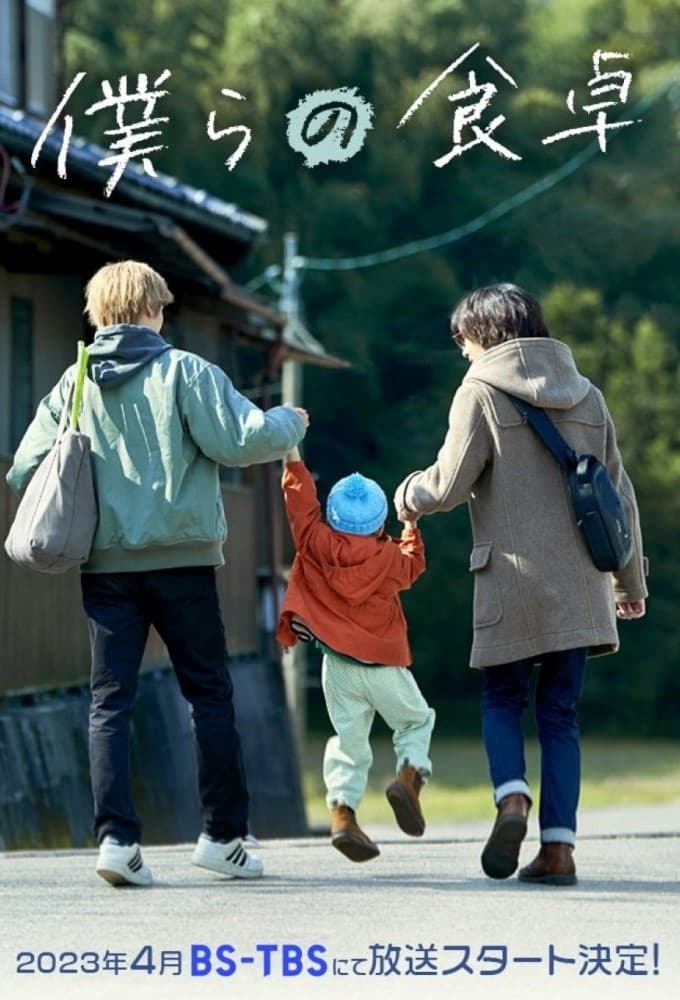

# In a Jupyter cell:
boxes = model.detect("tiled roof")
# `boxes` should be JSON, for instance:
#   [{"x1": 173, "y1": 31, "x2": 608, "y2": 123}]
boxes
[{"x1": 0, "y1": 105, "x2": 266, "y2": 245}]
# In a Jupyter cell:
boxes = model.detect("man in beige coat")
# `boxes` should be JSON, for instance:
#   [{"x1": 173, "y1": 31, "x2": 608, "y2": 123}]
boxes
[{"x1": 394, "y1": 283, "x2": 647, "y2": 885}]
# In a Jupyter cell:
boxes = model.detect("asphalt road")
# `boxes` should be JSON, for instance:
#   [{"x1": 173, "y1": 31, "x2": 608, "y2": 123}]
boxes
[{"x1": 1, "y1": 803, "x2": 679, "y2": 1000}]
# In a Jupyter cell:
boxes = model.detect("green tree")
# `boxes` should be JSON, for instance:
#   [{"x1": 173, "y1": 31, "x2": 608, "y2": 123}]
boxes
[{"x1": 62, "y1": 0, "x2": 680, "y2": 734}]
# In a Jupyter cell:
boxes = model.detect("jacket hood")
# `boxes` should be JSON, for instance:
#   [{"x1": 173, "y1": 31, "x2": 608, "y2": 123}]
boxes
[
  {"x1": 318, "y1": 534, "x2": 397, "y2": 605},
  {"x1": 464, "y1": 338, "x2": 591, "y2": 409},
  {"x1": 88, "y1": 324, "x2": 171, "y2": 386}
]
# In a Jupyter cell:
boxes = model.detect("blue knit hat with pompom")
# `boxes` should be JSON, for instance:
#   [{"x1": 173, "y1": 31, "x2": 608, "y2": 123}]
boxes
[{"x1": 326, "y1": 472, "x2": 388, "y2": 535}]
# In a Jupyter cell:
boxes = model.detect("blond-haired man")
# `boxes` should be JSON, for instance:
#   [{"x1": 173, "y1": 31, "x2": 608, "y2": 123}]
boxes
[{"x1": 7, "y1": 260, "x2": 308, "y2": 887}]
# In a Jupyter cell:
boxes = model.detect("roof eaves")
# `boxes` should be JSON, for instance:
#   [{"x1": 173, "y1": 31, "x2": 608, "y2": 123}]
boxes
[
  {"x1": 0, "y1": 106, "x2": 266, "y2": 245},
  {"x1": 283, "y1": 318, "x2": 350, "y2": 369}
]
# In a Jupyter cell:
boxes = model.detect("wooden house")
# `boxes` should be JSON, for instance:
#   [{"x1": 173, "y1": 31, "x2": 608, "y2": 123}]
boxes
[{"x1": 0, "y1": 0, "x2": 346, "y2": 848}]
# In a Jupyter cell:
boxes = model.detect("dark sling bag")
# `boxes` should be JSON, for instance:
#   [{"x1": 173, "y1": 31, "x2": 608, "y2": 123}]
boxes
[{"x1": 506, "y1": 394, "x2": 634, "y2": 573}]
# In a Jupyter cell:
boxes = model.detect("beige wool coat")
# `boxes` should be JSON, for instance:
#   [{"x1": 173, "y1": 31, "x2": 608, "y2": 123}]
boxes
[{"x1": 394, "y1": 338, "x2": 647, "y2": 669}]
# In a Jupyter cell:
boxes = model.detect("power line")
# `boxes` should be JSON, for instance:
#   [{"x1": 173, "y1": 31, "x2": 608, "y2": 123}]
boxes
[
  {"x1": 244, "y1": 263, "x2": 281, "y2": 291},
  {"x1": 297, "y1": 70, "x2": 679, "y2": 273}
]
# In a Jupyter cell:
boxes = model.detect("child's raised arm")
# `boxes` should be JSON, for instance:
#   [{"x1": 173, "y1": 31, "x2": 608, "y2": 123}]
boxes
[
  {"x1": 281, "y1": 450, "x2": 322, "y2": 549},
  {"x1": 391, "y1": 522, "x2": 426, "y2": 588}
]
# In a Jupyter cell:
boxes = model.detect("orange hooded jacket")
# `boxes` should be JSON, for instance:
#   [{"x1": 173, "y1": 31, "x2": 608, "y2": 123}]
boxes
[{"x1": 276, "y1": 461, "x2": 425, "y2": 666}]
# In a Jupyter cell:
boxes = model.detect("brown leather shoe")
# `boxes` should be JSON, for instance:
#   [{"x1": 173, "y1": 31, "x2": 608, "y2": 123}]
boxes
[
  {"x1": 518, "y1": 842, "x2": 577, "y2": 885},
  {"x1": 385, "y1": 760, "x2": 425, "y2": 836},
  {"x1": 481, "y1": 792, "x2": 530, "y2": 879},
  {"x1": 329, "y1": 805, "x2": 380, "y2": 862}
]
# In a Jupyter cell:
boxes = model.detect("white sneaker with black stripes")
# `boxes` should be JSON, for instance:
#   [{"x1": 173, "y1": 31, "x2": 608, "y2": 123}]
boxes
[
  {"x1": 191, "y1": 833, "x2": 264, "y2": 879},
  {"x1": 96, "y1": 836, "x2": 153, "y2": 887}
]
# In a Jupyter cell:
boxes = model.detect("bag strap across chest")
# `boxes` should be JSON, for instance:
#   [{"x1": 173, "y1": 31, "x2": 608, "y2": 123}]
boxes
[{"x1": 505, "y1": 394, "x2": 577, "y2": 469}]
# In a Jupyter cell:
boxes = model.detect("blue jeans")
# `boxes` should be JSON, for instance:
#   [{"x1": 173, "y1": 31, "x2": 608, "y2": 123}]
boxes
[
  {"x1": 81, "y1": 566, "x2": 249, "y2": 846},
  {"x1": 481, "y1": 648, "x2": 587, "y2": 845}
]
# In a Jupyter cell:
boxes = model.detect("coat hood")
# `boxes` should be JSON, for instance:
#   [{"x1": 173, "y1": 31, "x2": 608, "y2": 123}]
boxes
[
  {"x1": 464, "y1": 338, "x2": 591, "y2": 409},
  {"x1": 316, "y1": 533, "x2": 398, "y2": 606},
  {"x1": 88, "y1": 324, "x2": 171, "y2": 387}
]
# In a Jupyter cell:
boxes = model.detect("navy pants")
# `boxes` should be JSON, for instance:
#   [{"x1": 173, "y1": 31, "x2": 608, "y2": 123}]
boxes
[
  {"x1": 81, "y1": 566, "x2": 249, "y2": 846},
  {"x1": 481, "y1": 648, "x2": 587, "y2": 845}
]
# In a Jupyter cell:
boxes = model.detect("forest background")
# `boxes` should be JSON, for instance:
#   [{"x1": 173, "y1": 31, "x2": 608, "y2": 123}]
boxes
[{"x1": 60, "y1": 0, "x2": 680, "y2": 737}]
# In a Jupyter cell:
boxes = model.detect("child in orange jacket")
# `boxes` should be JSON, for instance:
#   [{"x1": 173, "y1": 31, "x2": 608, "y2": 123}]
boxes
[{"x1": 277, "y1": 447, "x2": 435, "y2": 862}]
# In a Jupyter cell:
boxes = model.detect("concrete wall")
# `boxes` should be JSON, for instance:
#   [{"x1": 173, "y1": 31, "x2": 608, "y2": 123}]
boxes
[{"x1": 0, "y1": 660, "x2": 308, "y2": 850}]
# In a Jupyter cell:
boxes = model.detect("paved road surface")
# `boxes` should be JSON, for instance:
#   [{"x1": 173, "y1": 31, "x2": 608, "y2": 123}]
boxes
[{"x1": 1, "y1": 803, "x2": 679, "y2": 1000}]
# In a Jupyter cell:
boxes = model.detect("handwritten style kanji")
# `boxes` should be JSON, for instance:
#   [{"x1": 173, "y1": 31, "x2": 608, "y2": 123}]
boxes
[
  {"x1": 29, "y1": 46, "x2": 641, "y2": 192},
  {"x1": 398, "y1": 42, "x2": 522, "y2": 164},
  {"x1": 542, "y1": 50, "x2": 640, "y2": 152},
  {"x1": 32, "y1": 71, "x2": 172, "y2": 196},
  {"x1": 30, "y1": 72, "x2": 87, "y2": 180},
  {"x1": 87, "y1": 70, "x2": 171, "y2": 196}
]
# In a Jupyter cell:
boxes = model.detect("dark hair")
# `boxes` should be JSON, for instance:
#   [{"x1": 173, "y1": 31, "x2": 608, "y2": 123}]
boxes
[{"x1": 450, "y1": 283, "x2": 550, "y2": 349}]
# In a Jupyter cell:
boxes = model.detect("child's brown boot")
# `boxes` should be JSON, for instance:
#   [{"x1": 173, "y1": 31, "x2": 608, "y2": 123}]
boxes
[
  {"x1": 385, "y1": 759, "x2": 426, "y2": 836},
  {"x1": 330, "y1": 804, "x2": 380, "y2": 862}
]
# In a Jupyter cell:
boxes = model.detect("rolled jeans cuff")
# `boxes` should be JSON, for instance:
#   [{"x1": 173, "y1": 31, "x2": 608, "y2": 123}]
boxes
[
  {"x1": 542, "y1": 827, "x2": 576, "y2": 847},
  {"x1": 493, "y1": 779, "x2": 532, "y2": 806}
]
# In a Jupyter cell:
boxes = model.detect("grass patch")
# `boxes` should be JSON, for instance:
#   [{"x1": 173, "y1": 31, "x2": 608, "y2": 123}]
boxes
[{"x1": 302, "y1": 737, "x2": 680, "y2": 827}]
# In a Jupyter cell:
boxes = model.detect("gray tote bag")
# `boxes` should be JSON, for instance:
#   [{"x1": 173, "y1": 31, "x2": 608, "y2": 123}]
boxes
[{"x1": 4, "y1": 343, "x2": 98, "y2": 574}]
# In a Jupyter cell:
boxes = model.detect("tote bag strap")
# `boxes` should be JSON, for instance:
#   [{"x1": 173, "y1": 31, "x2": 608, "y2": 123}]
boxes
[{"x1": 56, "y1": 378, "x2": 76, "y2": 439}]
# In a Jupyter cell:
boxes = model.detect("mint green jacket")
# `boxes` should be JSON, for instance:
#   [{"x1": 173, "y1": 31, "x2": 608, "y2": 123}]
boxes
[{"x1": 7, "y1": 332, "x2": 306, "y2": 572}]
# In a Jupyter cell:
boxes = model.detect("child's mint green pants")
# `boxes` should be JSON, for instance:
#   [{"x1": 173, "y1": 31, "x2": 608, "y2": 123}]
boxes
[{"x1": 321, "y1": 651, "x2": 436, "y2": 811}]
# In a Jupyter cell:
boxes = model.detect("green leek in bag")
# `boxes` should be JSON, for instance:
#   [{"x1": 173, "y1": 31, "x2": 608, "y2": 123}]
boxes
[{"x1": 70, "y1": 340, "x2": 89, "y2": 430}]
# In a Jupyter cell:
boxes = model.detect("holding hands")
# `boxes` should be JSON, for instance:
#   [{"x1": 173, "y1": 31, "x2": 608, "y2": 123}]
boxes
[
  {"x1": 616, "y1": 600, "x2": 646, "y2": 620},
  {"x1": 283, "y1": 405, "x2": 308, "y2": 464},
  {"x1": 394, "y1": 483, "x2": 420, "y2": 526},
  {"x1": 285, "y1": 403, "x2": 310, "y2": 430},
  {"x1": 397, "y1": 507, "x2": 419, "y2": 526}
]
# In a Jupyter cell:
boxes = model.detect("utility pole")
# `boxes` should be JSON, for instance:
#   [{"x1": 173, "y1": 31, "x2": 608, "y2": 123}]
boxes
[
  {"x1": 278, "y1": 232, "x2": 307, "y2": 759},
  {"x1": 280, "y1": 232, "x2": 303, "y2": 408}
]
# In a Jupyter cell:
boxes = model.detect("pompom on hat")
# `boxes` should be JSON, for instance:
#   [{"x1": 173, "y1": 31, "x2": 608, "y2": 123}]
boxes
[{"x1": 326, "y1": 473, "x2": 388, "y2": 536}]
